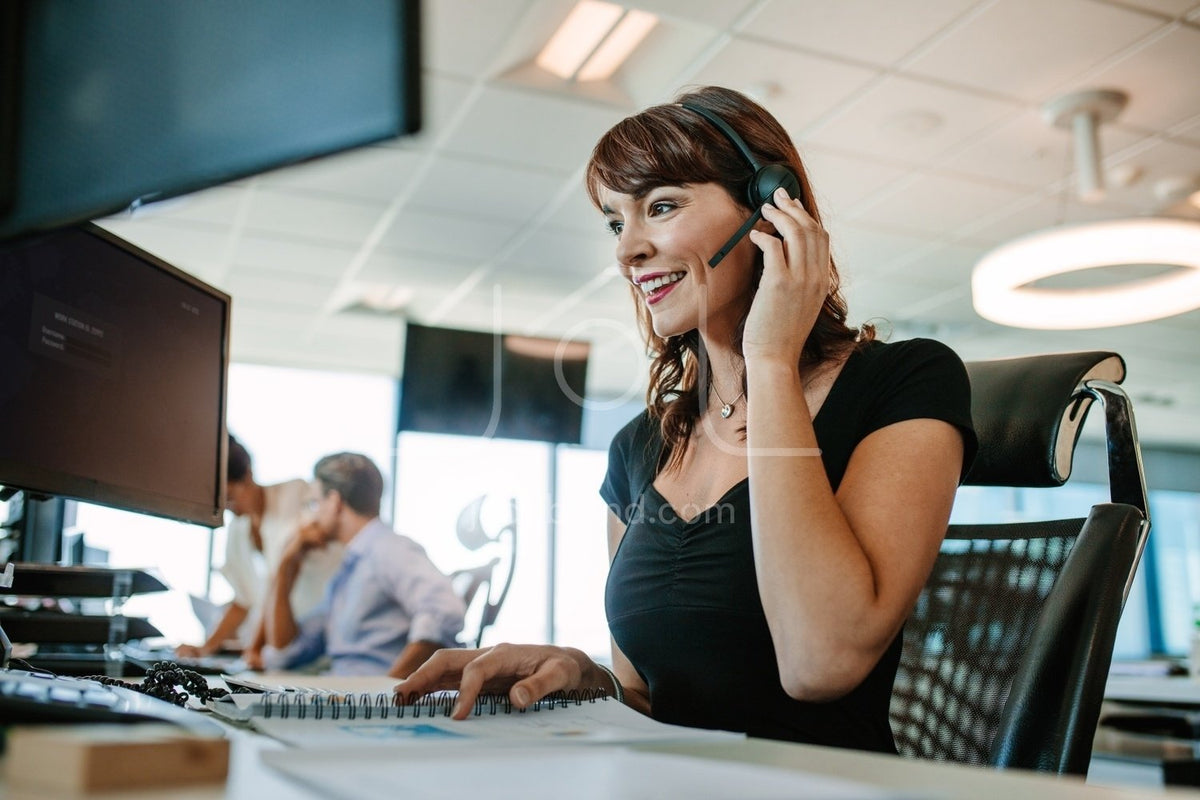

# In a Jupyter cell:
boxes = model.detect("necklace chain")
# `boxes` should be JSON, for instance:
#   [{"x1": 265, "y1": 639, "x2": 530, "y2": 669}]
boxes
[{"x1": 710, "y1": 381, "x2": 745, "y2": 419}]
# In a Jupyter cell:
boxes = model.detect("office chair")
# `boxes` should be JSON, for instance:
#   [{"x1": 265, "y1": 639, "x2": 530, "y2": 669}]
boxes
[
  {"x1": 889, "y1": 351, "x2": 1150, "y2": 776},
  {"x1": 449, "y1": 496, "x2": 517, "y2": 648}
]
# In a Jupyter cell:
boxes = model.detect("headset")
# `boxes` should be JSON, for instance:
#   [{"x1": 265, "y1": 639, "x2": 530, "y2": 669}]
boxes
[{"x1": 679, "y1": 102, "x2": 802, "y2": 268}]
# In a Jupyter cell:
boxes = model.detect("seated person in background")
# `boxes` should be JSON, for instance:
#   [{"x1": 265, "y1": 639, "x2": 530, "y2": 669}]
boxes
[
  {"x1": 176, "y1": 434, "x2": 343, "y2": 665},
  {"x1": 262, "y1": 452, "x2": 465, "y2": 677}
]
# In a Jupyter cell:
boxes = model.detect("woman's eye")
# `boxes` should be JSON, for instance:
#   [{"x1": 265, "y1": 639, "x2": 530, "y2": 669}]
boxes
[
  {"x1": 649, "y1": 201, "x2": 676, "y2": 216},
  {"x1": 606, "y1": 220, "x2": 624, "y2": 236}
]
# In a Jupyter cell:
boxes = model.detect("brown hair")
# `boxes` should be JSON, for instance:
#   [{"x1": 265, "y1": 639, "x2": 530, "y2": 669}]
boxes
[{"x1": 585, "y1": 86, "x2": 872, "y2": 470}]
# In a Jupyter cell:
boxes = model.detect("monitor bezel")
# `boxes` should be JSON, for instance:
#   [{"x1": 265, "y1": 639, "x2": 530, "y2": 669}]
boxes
[{"x1": 0, "y1": 222, "x2": 231, "y2": 528}]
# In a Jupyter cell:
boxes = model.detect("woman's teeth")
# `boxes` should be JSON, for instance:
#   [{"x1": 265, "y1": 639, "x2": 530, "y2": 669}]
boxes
[{"x1": 641, "y1": 272, "x2": 685, "y2": 293}]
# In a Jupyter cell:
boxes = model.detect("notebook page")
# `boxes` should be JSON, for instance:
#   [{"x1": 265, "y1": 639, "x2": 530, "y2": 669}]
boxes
[
  {"x1": 262, "y1": 746, "x2": 899, "y2": 800},
  {"x1": 248, "y1": 696, "x2": 740, "y2": 749}
]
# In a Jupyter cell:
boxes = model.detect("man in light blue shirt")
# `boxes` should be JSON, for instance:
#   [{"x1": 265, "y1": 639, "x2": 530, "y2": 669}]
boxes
[{"x1": 262, "y1": 452, "x2": 465, "y2": 677}]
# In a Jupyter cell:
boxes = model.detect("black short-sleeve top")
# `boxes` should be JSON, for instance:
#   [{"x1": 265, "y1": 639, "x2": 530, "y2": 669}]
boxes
[{"x1": 599, "y1": 338, "x2": 977, "y2": 753}]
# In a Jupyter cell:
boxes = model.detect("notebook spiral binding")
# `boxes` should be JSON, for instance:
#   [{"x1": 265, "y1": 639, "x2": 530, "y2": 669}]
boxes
[{"x1": 260, "y1": 687, "x2": 612, "y2": 721}]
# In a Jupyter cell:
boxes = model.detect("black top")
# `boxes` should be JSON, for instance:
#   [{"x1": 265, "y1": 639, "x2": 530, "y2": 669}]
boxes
[{"x1": 600, "y1": 338, "x2": 978, "y2": 753}]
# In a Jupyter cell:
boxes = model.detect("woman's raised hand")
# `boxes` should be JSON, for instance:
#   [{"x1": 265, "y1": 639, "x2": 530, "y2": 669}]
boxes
[
  {"x1": 393, "y1": 643, "x2": 600, "y2": 720},
  {"x1": 744, "y1": 185, "x2": 832, "y2": 364}
]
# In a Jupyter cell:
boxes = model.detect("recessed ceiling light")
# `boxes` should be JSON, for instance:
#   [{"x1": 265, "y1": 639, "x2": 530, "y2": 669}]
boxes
[
  {"x1": 576, "y1": 9, "x2": 657, "y2": 81},
  {"x1": 536, "y1": 1, "x2": 657, "y2": 82}
]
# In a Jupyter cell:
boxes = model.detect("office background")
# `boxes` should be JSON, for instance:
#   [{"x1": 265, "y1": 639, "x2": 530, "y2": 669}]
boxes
[{"x1": 4, "y1": 0, "x2": 1199, "y2": 661}]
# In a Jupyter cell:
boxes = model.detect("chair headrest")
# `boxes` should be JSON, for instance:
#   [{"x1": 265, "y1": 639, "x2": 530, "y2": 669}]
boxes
[{"x1": 963, "y1": 351, "x2": 1125, "y2": 488}]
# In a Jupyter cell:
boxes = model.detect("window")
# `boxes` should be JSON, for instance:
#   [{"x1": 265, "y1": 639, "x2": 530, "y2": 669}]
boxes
[{"x1": 69, "y1": 362, "x2": 396, "y2": 644}]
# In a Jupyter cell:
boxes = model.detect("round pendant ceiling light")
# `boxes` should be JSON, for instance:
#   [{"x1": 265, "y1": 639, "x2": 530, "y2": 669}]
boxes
[{"x1": 971, "y1": 88, "x2": 1200, "y2": 329}]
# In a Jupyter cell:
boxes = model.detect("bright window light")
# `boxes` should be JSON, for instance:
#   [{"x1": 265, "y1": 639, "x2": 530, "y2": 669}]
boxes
[
  {"x1": 536, "y1": 1, "x2": 657, "y2": 82},
  {"x1": 971, "y1": 218, "x2": 1200, "y2": 329},
  {"x1": 576, "y1": 9, "x2": 657, "y2": 81}
]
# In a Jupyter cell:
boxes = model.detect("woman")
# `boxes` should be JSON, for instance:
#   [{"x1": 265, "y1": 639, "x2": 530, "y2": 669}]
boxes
[{"x1": 397, "y1": 86, "x2": 976, "y2": 753}]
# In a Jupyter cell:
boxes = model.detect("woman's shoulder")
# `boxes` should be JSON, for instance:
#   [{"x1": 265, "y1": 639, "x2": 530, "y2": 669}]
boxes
[
  {"x1": 847, "y1": 336, "x2": 968, "y2": 385},
  {"x1": 608, "y1": 408, "x2": 657, "y2": 453}
]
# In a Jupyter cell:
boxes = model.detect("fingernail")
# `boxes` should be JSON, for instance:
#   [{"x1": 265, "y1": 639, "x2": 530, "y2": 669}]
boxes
[{"x1": 513, "y1": 687, "x2": 530, "y2": 707}]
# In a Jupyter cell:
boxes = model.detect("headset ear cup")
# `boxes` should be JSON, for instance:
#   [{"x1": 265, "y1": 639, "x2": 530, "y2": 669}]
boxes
[{"x1": 749, "y1": 164, "x2": 802, "y2": 207}]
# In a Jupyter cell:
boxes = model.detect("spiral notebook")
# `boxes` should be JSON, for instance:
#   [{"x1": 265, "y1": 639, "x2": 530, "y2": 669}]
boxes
[{"x1": 208, "y1": 686, "x2": 739, "y2": 749}]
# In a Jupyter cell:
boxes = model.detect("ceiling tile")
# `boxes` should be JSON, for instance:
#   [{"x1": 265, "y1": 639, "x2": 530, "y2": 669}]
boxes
[
  {"x1": 441, "y1": 86, "x2": 624, "y2": 172},
  {"x1": 944, "y1": 109, "x2": 1148, "y2": 189},
  {"x1": 636, "y1": 0, "x2": 760, "y2": 28},
  {"x1": 544, "y1": 186, "x2": 607, "y2": 234},
  {"x1": 255, "y1": 146, "x2": 425, "y2": 203},
  {"x1": 502, "y1": 226, "x2": 614, "y2": 274},
  {"x1": 1085, "y1": 24, "x2": 1200, "y2": 130},
  {"x1": 1106, "y1": 0, "x2": 1200, "y2": 19},
  {"x1": 889, "y1": 241, "x2": 991, "y2": 285},
  {"x1": 904, "y1": 0, "x2": 1163, "y2": 101},
  {"x1": 850, "y1": 172, "x2": 1030, "y2": 238},
  {"x1": 690, "y1": 39, "x2": 881, "y2": 132},
  {"x1": 354, "y1": 250, "x2": 480, "y2": 286},
  {"x1": 958, "y1": 190, "x2": 1144, "y2": 245},
  {"x1": 804, "y1": 75, "x2": 1021, "y2": 165},
  {"x1": 231, "y1": 234, "x2": 359, "y2": 280},
  {"x1": 379, "y1": 207, "x2": 517, "y2": 261},
  {"x1": 830, "y1": 223, "x2": 938, "y2": 278},
  {"x1": 801, "y1": 148, "x2": 910, "y2": 221},
  {"x1": 406, "y1": 155, "x2": 568, "y2": 223},
  {"x1": 425, "y1": 0, "x2": 529, "y2": 78},
  {"x1": 382, "y1": 74, "x2": 477, "y2": 150},
  {"x1": 243, "y1": 190, "x2": 388, "y2": 246},
  {"x1": 96, "y1": 218, "x2": 232, "y2": 279},
  {"x1": 740, "y1": 0, "x2": 981, "y2": 67},
  {"x1": 224, "y1": 271, "x2": 334, "y2": 311},
  {"x1": 1103, "y1": 137, "x2": 1200, "y2": 211}
]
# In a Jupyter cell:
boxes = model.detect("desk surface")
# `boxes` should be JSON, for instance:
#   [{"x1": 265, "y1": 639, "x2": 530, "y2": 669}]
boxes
[
  {"x1": 5, "y1": 720, "x2": 1200, "y2": 800},
  {"x1": 1107, "y1": 676, "x2": 1200, "y2": 706}
]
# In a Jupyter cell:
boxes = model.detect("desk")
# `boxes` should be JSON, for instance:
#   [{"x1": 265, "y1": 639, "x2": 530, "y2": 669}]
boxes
[
  {"x1": 1107, "y1": 677, "x2": 1200, "y2": 707},
  {"x1": 5, "y1": 721, "x2": 1200, "y2": 800},
  {"x1": 1093, "y1": 675, "x2": 1200, "y2": 789}
]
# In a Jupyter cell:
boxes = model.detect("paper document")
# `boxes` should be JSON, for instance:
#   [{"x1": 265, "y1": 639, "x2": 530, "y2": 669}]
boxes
[
  {"x1": 263, "y1": 746, "x2": 899, "y2": 800},
  {"x1": 219, "y1": 693, "x2": 739, "y2": 749}
]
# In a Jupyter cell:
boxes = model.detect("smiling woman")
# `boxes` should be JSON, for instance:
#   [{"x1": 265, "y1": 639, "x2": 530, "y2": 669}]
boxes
[{"x1": 395, "y1": 86, "x2": 978, "y2": 755}]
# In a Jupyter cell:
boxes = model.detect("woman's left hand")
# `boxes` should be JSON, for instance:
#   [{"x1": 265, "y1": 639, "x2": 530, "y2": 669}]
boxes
[{"x1": 743, "y1": 186, "x2": 831, "y2": 364}]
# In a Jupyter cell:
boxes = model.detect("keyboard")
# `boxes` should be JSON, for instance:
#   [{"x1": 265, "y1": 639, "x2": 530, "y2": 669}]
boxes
[{"x1": 0, "y1": 668, "x2": 224, "y2": 734}]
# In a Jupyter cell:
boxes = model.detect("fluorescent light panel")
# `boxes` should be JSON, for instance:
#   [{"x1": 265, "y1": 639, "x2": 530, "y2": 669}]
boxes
[
  {"x1": 536, "y1": 1, "x2": 657, "y2": 82},
  {"x1": 577, "y1": 9, "x2": 657, "y2": 81}
]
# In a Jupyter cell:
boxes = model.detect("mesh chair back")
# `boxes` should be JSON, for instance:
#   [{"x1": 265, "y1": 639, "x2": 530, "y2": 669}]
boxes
[
  {"x1": 891, "y1": 519, "x2": 1082, "y2": 765},
  {"x1": 889, "y1": 351, "x2": 1149, "y2": 775}
]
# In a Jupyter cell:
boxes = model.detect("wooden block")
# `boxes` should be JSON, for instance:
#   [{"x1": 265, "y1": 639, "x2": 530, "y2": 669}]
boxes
[{"x1": 4, "y1": 723, "x2": 229, "y2": 793}]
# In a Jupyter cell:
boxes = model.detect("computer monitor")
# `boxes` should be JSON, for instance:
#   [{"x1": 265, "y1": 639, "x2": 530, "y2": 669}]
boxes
[
  {"x1": 0, "y1": 223, "x2": 230, "y2": 528},
  {"x1": 399, "y1": 324, "x2": 591, "y2": 445},
  {"x1": 0, "y1": 0, "x2": 421, "y2": 240}
]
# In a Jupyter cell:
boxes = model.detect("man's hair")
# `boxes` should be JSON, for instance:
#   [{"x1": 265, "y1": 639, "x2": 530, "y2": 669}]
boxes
[
  {"x1": 227, "y1": 434, "x2": 252, "y2": 483},
  {"x1": 313, "y1": 452, "x2": 383, "y2": 517}
]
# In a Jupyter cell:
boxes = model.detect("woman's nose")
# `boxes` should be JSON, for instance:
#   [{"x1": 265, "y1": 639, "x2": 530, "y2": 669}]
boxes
[{"x1": 614, "y1": 221, "x2": 651, "y2": 267}]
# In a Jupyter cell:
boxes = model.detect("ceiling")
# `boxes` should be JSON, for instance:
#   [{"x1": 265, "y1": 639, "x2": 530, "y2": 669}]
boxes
[{"x1": 94, "y1": 0, "x2": 1200, "y2": 450}]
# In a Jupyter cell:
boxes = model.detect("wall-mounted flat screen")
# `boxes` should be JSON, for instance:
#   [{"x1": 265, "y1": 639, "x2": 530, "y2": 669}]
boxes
[
  {"x1": 399, "y1": 324, "x2": 590, "y2": 445},
  {"x1": 0, "y1": 0, "x2": 421, "y2": 240}
]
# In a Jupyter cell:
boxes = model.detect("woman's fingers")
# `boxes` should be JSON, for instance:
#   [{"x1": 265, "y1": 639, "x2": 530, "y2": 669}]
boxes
[
  {"x1": 395, "y1": 644, "x2": 590, "y2": 720},
  {"x1": 453, "y1": 644, "x2": 582, "y2": 718},
  {"x1": 393, "y1": 647, "x2": 483, "y2": 702}
]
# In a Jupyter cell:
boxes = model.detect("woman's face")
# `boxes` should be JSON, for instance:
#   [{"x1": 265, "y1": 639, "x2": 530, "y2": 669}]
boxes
[{"x1": 598, "y1": 182, "x2": 757, "y2": 340}]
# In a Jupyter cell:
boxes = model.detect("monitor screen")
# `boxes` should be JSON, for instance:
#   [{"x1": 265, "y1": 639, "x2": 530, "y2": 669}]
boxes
[
  {"x1": 0, "y1": 0, "x2": 421, "y2": 240},
  {"x1": 0, "y1": 224, "x2": 230, "y2": 527},
  {"x1": 399, "y1": 324, "x2": 590, "y2": 445}
]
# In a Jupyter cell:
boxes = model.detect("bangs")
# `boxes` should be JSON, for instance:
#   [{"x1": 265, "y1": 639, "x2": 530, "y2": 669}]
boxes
[{"x1": 585, "y1": 109, "x2": 732, "y2": 208}]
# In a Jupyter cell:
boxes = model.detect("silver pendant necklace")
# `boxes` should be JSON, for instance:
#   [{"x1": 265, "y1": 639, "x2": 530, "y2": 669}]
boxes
[{"x1": 711, "y1": 382, "x2": 745, "y2": 419}]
